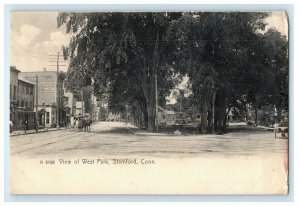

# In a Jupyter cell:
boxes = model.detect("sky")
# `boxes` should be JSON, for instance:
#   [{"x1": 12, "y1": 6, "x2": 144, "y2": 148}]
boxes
[
  {"x1": 10, "y1": 11, "x2": 288, "y2": 73},
  {"x1": 10, "y1": 12, "x2": 72, "y2": 73}
]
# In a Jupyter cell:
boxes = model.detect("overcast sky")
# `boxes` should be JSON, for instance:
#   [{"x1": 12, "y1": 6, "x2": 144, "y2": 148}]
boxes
[{"x1": 10, "y1": 11, "x2": 288, "y2": 73}]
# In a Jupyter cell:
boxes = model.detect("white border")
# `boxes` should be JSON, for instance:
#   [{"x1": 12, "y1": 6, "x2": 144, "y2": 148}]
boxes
[{"x1": 1, "y1": 0, "x2": 299, "y2": 205}]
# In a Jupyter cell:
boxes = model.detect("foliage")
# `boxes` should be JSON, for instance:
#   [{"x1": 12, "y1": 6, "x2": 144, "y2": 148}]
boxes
[
  {"x1": 58, "y1": 12, "x2": 183, "y2": 131},
  {"x1": 58, "y1": 12, "x2": 288, "y2": 133},
  {"x1": 167, "y1": 12, "x2": 288, "y2": 132}
]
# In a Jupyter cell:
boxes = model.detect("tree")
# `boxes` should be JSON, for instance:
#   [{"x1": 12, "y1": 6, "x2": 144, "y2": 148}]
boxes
[
  {"x1": 245, "y1": 28, "x2": 288, "y2": 123},
  {"x1": 166, "y1": 12, "x2": 288, "y2": 133},
  {"x1": 58, "y1": 12, "x2": 182, "y2": 132}
]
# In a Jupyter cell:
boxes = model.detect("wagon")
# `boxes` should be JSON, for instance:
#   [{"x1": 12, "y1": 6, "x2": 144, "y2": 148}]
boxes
[{"x1": 274, "y1": 122, "x2": 288, "y2": 139}]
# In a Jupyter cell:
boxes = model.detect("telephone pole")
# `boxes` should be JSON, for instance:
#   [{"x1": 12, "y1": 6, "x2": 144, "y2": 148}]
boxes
[
  {"x1": 35, "y1": 75, "x2": 39, "y2": 132},
  {"x1": 155, "y1": 70, "x2": 159, "y2": 133},
  {"x1": 49, "y1": 52, "x2": 66, "y2": 128}
]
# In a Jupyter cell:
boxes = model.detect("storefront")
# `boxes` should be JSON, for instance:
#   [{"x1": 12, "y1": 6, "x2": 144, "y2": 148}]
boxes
[{"x1": 16, "y1": 111, "x2": 36, "y2": 130}]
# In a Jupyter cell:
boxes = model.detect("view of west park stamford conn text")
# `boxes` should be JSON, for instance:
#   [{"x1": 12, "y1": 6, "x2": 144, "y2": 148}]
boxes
[{"x1": 9, "y1": 11, "x2": 288, "y2": 194}]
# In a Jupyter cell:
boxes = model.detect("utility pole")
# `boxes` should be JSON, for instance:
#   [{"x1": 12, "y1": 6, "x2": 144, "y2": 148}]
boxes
[
  {"x1": 49, "y1": 51, "x2": 66, "y2": 129},
  {"x1": 35, "y1": 75, "x2": 39, "y2": 132},
  {"x1": 155, "y1": 71, "x2": 159, "y2": 133},
  {"x1": 81, "y1": 89, "x2": 84, "y2": 117},
  {"x1": 154, "y1": 32, "x2": 159, "y2": 133}
]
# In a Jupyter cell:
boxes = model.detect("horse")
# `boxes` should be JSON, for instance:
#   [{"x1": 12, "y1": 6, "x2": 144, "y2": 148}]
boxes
[{"x1": 82, "y1": 118, "x2": 92, "y2": 132}]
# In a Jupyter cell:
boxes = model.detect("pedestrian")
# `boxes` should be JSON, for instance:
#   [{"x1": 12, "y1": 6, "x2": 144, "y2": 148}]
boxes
[{"x1": 22, "y1": 120, "x2": 28, "y2": 134}]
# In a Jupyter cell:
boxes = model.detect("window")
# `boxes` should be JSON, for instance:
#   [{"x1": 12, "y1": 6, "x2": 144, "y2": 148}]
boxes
[
  {"x1": 46, "y1": 112, "x2": 50, "y2": 124},
  {"x1": 10, "y1": 84, "x2": 12, "y2": 99},
  {"x1": 21, "y1": 100, "x2": 24, "y2": 107},
  {"x1": 25, "y1": 101, "x2": 28, "y2": 108},
  {"x1": 13, "y1": 85, "x2": 17, "y2": 100}
]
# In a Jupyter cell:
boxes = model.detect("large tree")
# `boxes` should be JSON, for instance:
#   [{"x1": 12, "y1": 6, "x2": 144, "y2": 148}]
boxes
[
  {"x1": 58, "y1": 12, "x2": 182, "y2": 131},
  {"x1": 167, "y1": 12, "x2": 288, "y2": 133}
]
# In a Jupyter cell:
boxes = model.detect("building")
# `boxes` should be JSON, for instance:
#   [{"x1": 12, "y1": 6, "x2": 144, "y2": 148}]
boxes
[
  {"x1": 20, "y1": 70, "x2": 65, "y2": 128},
  {"x1": 10, "y1": 66, "x2": 20, "y2": 125},
  {"x1": 16, "y1": 76, "x2": 36, "y2": 130},
  {"x1": 76, "y1": 101, "x2": 85, "y2": 116},
  {"x1": 63, "y1": 88, "x2": 77, "y2": 123},
  {"x1": 10, "y1": 66, "x2": 37, "y2": 131}
]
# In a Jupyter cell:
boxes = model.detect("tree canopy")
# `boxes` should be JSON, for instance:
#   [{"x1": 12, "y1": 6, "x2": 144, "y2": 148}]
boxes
[{"x1": 58, "y1": 12, "x2": 288, "y2": 133}]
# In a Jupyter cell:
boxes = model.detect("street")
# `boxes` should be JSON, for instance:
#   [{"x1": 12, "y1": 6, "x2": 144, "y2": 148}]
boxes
[
  {"x1": 10, "y1": 121, "x2": 288, "y2": 158},
  {"x1": 10, "y1": 121, "x2": 288, "y2": 194}
]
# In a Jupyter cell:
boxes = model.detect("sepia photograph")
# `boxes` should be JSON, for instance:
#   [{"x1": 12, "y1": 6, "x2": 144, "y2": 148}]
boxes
[{"x1": 9, "y1": 11, "x2": 289, "y2": 194}]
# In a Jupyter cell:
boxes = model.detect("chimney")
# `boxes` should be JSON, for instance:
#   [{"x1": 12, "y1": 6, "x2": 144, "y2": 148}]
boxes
[{"x1": 43, "y1": 67, "x2": 47, "y2": 72}]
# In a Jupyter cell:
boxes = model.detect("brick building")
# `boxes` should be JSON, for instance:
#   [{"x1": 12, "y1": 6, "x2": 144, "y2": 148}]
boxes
[{"x1": 20, "y1": 70, "x2": 65, "y2": 128}]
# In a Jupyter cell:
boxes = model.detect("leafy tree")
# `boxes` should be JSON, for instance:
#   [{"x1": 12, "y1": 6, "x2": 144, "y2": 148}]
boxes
[
  {"x1": 166, "y1": 12, "x2": 288, "y2": 132},
  {"x1": 58, "y1": 12, "x2": 288, "y2": 133},
  {"x1": 58, "y1": 12, "x2": 182, "y2": 131}
]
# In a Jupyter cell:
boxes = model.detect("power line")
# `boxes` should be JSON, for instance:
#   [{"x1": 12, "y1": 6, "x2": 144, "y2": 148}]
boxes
[
  {"x1": 11, "y1": 40, "x2": 46, "y2": 66},
  {"x1": 49, "y1": 51, "x2": 67, "y2": 128}
]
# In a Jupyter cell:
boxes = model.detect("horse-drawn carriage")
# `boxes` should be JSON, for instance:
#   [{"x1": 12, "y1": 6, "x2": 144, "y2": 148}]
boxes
[{"x1": 71, "y1": 116, "x2": 92, "y2": 132}]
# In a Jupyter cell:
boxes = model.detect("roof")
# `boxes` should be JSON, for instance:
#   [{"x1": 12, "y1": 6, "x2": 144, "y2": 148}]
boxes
[
  {"x1": 10, "y1": 66, "x2": 20, "y2": 73},
  {"x1": 18, "y1": 76, "x2": 35, "y2": 85}
]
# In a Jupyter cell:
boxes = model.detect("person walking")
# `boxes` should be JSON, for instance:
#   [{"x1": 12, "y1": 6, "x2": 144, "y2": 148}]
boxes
[{"x1": 22, "y1": 119, "x2": 28, "y2": 134}]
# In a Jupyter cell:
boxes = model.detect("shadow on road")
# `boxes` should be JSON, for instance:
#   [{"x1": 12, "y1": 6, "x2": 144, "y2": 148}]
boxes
[
  {"x1": 90, "y1": 127, "x2": 133, "y2": 134},
  {"x1": 226, "y1": 125, "x2": 270, "y2": 133}
]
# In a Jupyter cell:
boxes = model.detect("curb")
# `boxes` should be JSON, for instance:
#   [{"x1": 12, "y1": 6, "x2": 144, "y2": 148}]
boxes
[{"x1": 10, "y1": 128, "x2": 67, "y2": 137}]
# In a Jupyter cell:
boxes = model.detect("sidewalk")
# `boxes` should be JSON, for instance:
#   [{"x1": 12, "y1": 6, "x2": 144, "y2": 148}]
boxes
[
  {"x1": 10, "y1": 127, "x2": 67, "y2": 136},
  {"x1": 257, "y1": 125, "x2": 275, "y2": 131}
]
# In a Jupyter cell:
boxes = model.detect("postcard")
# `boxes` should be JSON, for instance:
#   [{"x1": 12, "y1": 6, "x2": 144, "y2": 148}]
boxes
[{"x1": 9, "y1": 11, "x2": 288, "y2": 194}]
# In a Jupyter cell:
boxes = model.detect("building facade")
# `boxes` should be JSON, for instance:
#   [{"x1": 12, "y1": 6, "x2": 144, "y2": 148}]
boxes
[
  {"x1": 10, "y1": 66, "x2": 37, "y2": 131},
  {"x1": 75, "y1": 101, "x2": 85, "y2": 116},
  {"x1": 10, "y1": 66, "x2": 20, "y2": 125},
  {"x1": 20, "y1": 70, "x2": 65, "y2": 128},
  {"x1": 17, "y1": 76, "x2": 36, "y2": 130}
]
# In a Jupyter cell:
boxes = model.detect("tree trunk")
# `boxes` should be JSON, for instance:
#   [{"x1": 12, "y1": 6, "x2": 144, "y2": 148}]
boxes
[
  {"x1": 147, "y1": 105, "x2": 155, "y2": 132},
  {"x1": 255, "y1": 106, "x2": 258, "y2": 126},
  {"x1": 200, "y1": 99, "x2": 209, "y2": 133},
  {"x1": 215, "y1": 90, "x2": 227, "y2": 133},
  {"x1": 212, "y1": 91, "x2": 216, "y2": 133}
]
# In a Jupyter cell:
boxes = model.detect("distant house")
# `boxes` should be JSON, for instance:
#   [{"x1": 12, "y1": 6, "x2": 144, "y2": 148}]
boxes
[
  {"x1": 107, "y1": 112, "x2": 121, "y2": 121},
  {"x1": 158, "y1": 106, "x2": 176, "y2": 125}
]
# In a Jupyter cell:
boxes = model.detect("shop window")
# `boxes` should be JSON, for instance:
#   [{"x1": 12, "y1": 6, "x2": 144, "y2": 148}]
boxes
[
  {"x1": 46, "y1": 112, "x2": 50, "y2": 124},
  {"x1": 10, "y1": 84, "x2": 12, "y2": 99},
  {"x1": 13, "y1": 85, "x2": 17, "y2": 100}
]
